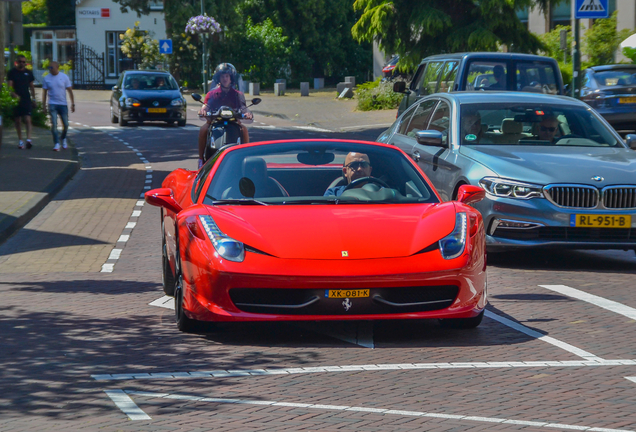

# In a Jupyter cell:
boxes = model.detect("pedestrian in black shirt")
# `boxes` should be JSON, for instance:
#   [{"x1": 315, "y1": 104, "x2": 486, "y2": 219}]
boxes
[{"x1": 8, "y1": 55, "x2": 36, "y2": 149}]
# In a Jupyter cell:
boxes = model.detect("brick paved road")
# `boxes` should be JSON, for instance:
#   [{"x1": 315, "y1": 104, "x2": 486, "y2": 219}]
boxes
[{"x1": 1, "y1": 100, "x2": 636, "y2": 431}]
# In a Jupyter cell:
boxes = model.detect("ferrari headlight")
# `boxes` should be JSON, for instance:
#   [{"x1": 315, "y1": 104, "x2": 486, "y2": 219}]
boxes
[
  {"x1": 124, "y1": 97, "x2": 140, "y2": 107},
  {"x1": 479, "y1": 177, "x2": 544, "y2": 199},
  {"x1": 439, "y1": 213, "x2": 467, "y2": 260},
  {"x1": 171, "y1": 98, "x2": 184, "y2": 106},
  {"x1": 198, "y1": 215, "x2": 245, "y2": 262}
]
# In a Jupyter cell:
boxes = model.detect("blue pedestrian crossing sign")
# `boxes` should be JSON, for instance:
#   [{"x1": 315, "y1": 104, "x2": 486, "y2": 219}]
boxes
[
  {"x1": 159, "y1": 39, "x2": 173, "y2": 55},
  {"x1": 575, "y1": 0, "x2": 608, "y2": 19}
]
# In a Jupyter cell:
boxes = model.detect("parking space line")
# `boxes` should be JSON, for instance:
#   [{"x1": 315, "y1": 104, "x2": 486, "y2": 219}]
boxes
[
  {"x1": 104, "y1": 389, "x2": 151, "y2": 420},
  {"x1": 91, "y1": 358, "x2": 636, "y2": 381},
  {"x1": 626, "y1": 377, "x2": 636, "y2": 384},
  {"x1": 485, "y1": 310, "x2": 604, "y2": 361},
  {"x1": 121, "y1": 390, "x2": 633, "y2": 431},
  {"x1": 539, "y1": 285, "x2": 636, "y2": 321}
]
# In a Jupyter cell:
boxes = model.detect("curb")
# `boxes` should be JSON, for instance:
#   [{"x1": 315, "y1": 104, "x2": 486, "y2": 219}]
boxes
[{"x1": 0, "y1": 142, "x2": 80, "y2": 245}]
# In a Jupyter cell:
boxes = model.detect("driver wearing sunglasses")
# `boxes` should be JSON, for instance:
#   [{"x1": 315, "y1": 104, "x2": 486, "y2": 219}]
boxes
[
  {"x1": 324, "y1": 152, "x2": 373, "y2": 196},
  {"x1": 535, "y1": 115, "x2": 560, "y2": 143}
]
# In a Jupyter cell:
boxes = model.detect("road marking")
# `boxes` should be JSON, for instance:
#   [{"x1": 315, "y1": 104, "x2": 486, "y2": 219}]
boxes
[
  {"x1": 485, "y1": 310, "x2": 603, "y2": 361},
  {"x1": 100, "y1": 263, "x2": 114, "y2": 273},
  {"x1": 293, "y1": 125, "x2": 333, "y2": 133},
  {"x1": 339, "y1": 123, "x2": 393, "y2": 130},
  {"x1": 539, "y1": 285, "x2": 636, "y2": 321},
  {"x1": 104, "y1": 390, "x2": 151, "y2": 420},
  {"x1": 93, "y1": 126, "x2": 118, "y2": 130},
  {"x1": 108, "y1": 249, "x2": 122, "y2": 260},
  {"x1": 117, "y1": 235, "x2": 130, "y2": 243},
  {"x1": 91, "y1": 358, "x2": 636, "y2": 381},
  {"x1": 149, "y1": 295, "x2": 174, "y2": 310},
  {"x1": 121, "y1": 390, "x2": 633, "y2": 431},
  {"x1": 626, "y1": 377, "x2": 636, "y2": 384}
]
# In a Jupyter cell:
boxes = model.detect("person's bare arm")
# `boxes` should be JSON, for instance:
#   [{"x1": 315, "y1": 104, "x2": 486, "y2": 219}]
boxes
[
  {"x1": 30, "y1": 82, "x2": 36, "y2": 106},
  {"x1": 67, "y1": 87, "x2": 75, "y2": 113}
]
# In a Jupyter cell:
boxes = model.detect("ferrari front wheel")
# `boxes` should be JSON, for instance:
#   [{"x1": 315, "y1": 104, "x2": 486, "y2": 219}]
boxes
[
  {"x1": 439, "y1": 309, "x2": 484, "y2": 329},
  {"x1": 161, "y1": 221, "x2": 175, "y2": 296},
  {"x1": 174, "y1": 272, "x2": 199, "y2": 333}
]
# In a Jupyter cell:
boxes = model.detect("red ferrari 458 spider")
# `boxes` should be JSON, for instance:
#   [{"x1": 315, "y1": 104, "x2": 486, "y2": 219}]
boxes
[{"x1": 145, "y1": 139, "x2": 487, "y2": 332}]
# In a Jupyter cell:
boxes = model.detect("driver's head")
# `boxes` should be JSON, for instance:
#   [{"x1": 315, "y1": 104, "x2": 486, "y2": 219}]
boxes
[
  {"x1": 342, "y1": 152, "x2": 372, "y2": 184},
  {"x1": 538, "y1": 115, "x2": 559, "y2": 141}
]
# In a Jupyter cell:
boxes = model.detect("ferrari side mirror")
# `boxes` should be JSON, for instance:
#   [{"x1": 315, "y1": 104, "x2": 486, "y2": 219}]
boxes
[
  {"x1": 145, "y1": 188, "x2": 182, "y2": 214},
  {"x1": 456, "y1": 184, "x2": 485, "y2": 205}
]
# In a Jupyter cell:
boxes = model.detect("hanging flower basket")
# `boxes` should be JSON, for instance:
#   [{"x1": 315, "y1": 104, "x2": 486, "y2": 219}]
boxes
[{"x1": 185, "y1": 15, "x2": 222, "y2": 35}]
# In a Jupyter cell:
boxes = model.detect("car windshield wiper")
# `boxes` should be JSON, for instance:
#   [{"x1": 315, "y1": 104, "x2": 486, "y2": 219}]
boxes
[{"x1": 210, "y1": 198, "x2": 269, "y2": 206}]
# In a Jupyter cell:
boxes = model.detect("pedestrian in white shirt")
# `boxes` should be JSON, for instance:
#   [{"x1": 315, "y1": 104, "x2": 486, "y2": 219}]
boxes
[{"x1": 42, "y1": 62, "x2": 75, "y2": 151}]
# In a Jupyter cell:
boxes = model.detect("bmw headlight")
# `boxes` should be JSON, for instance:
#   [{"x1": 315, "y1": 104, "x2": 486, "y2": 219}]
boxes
[
  {"x1": 171, "y1": 98, "x2": 184, "y2": 106},
  {"x1": 124, "y1": 97, "x2": 140, "y2": 107},
  {"x1": 439, "y1": 213, "x2": 467, "y2": 260},
  {"x1": 198, "y1": 215, "x2": 245, "y2": 262},
  {"x1": 479, "y1": 177, "x2": 544, "y2": 199}
]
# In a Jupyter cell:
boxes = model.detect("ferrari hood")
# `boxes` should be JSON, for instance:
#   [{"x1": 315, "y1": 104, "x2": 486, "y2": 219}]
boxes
[{"x1": 206, "y1": 203, "x2": 457, "y2": 260}]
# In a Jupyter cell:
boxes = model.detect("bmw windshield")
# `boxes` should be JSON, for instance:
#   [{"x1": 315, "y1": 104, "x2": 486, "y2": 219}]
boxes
[{"x1": 459, "y1": 103, "x2": 620, "y2": 147}]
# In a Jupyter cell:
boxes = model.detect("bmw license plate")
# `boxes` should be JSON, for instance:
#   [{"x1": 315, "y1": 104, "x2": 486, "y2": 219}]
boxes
[
  {"x1": 570, "y1": 214, "x2": 631, "y2": 228},
  {"x1": 147, "y1": 108, "x2": 167, "y2": 113},
  {"x1": 618, "y1": 97, "x2": 636, "y2": 104},
  {"x1": 326, "y1": 289, "x2": 369, "y2": 298}
]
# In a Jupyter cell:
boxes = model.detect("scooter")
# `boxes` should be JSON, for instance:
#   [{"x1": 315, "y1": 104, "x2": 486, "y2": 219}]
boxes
[{"x1": 191, "y1": 93, "x2": 261, "y2": 162}]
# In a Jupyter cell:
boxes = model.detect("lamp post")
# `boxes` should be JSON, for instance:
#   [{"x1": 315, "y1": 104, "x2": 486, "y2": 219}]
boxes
[
  {"x1": 201, "y1": 0, "x2": 207, "y2": 93},
  {"x1": 185, "y1": 12, "x2": 221, "y2": 94}
]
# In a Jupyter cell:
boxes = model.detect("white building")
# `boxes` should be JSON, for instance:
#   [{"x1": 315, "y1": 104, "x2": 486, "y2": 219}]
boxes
[{"x1": 74, "y1": 0, "x2": 165, "y2": 86}]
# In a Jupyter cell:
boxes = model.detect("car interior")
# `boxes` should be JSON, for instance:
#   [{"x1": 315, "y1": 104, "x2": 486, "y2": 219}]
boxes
[
  {"x1": 124, "y1": 74, "x2": 176, "y2": 90},
  {"x1": 202, "y1": 145, "x2": 437, "y2": 204}
]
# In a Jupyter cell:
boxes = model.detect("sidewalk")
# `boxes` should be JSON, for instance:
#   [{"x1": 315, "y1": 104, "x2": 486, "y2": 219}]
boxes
[{"x1": 0, "y1": 125, "x2": 79, "y2": 244}]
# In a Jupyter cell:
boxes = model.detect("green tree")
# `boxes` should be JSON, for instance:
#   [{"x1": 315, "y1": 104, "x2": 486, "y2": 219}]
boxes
[
  {"x1": 539, "y1": 25, "x2": 572, "y2": 63},
  {"x1": 352, "y1": 0, "x2": 544, "y2": 71},
  {"x1": 584, "y1": 11, "x2": 633, "y2": 65},
  {"x1": 120, "y1": 21, "x2": 164, "y2": 69},
  {"x1": 22, "y1": 0, "x2": 48, "y2": 25},
  {"x1": 46, "y1": 0, "x2": 74, "y2": 25}
]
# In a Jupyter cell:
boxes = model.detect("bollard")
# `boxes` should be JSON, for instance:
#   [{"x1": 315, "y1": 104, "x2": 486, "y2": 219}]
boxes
[
  {"x1": 313, "y1": 78, "x2": 324, "y2": 90},
  {"x1": 274, "y1": 82, "x2": 285, "y2": 96},
  {"x1": 336, "y1": 82, "x2": 353, "y2": 94},
  {"x1": 300, "y1": 82, "x2": 310, "y2": 96},
  {"x1": 344, "y1": 76, "x2": 356, "y2": 87},
  {"x1": 249, "y1": 82, "x2": 260, "y2": 96}
]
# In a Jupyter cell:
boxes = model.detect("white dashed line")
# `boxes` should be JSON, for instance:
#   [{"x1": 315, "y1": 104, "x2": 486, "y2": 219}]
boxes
[
  {"x1": 539, "y1": 285, "x2": 636, "y2": 321},
  {"x1": 100, "y1": 263, "x2": 114, "y2": 273},
  {"x1": 131, "y1": 210, "x2": 142, "y2": 217},
  {"x1": 626, "y1": 377, "x2": 636, "y2": 384},
  {"x1": 292, "y1": 125, "x2": 333, "y2": 133},
  {"x1": 485, "y1": 310, "x2": 603, "y2": 361},
  {"x1": 108, "y1": 249, "x2": 122, "y2": 260},
  {"x1": 149, "y1": 295, "x2": 174, "y2": 310},
  {"x1": 120, "y1": 390, "x2": 633, "y2": 431},
  {"x1": 117, "y1": 235, "x2": 130, "y2": 243},
  {"x1": 91, "y1": 358, "x2": 636, "y2": 382},
  {"x1": 125, "y1": 222, "x2": 137, "y2": 229},
  {"x1": 105, "y1": 390, "x2": 151, "y2": 420}
]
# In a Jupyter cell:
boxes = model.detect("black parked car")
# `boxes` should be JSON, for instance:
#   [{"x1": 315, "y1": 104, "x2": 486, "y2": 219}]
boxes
[
  {"x1": 394, "y1": 52, "x2": 564, "y2": 116},
  {"x1": 110, "y1": 70, "x2": 187, "y2": 126},
  {"x1": 580, "y1": 65, "x2": 636, "y2": 130}
]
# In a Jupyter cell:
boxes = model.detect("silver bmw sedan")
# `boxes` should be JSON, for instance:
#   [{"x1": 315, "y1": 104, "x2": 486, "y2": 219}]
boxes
[{"x1": 377, "y1": 92, "x2": 636, "y2": 251}]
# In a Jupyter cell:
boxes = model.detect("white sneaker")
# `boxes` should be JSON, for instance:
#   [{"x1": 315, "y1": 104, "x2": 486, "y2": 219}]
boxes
[
  {"x1": 18, "y1": 141, "x2": 25, "y2": 149},
  {"x1": 62, "y1": 139, "x2": 68, "y2": 149},
  {"x1": 53, "y1": 143, "x2": 61, "y2": 151}
]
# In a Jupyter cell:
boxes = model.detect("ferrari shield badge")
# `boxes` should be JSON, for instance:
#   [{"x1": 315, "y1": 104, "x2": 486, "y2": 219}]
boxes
[
  {"x1": 341, "y1": 251, "x2": 348, "y2": 257},
  {"x1": 342, "y1": 298, "x2": 352, "y2": 311}
]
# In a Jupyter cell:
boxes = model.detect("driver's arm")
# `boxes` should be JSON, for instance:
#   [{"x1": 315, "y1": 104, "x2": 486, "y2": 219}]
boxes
[{"x1": 237, "y1": 92, "x2": 253, "y2": 120}]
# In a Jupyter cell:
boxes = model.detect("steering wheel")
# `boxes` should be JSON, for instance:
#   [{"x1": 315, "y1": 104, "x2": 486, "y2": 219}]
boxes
[
  {"x1": 553, "y1": 134, "x2": 582, "y2": 144},
  {"x1": 343, "y1": 176, "x2": 389, "y2": 191}
]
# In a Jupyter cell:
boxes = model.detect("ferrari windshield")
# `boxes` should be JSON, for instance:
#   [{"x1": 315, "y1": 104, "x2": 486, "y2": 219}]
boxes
[
  {"x1": 460, "y1": 103, "x2": 620, "y2": 147},
  {"x1": 203, "y1": 142, "x2": 438, "y2": 205}
]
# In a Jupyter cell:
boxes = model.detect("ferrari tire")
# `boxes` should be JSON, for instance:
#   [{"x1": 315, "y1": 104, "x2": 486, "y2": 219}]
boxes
[
  {"x1": 161, "y1": 222, "x2": 175, "y2": 296},
  {"x1": 439, "y1": 309, "x2": 484, "y2": 329},
  {"x1": 174, "y1": 272, "x2": 199, "y2": 333}
]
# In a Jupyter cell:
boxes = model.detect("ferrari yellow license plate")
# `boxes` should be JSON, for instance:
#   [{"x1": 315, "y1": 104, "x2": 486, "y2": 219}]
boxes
[
  {"x1": 570, "y1": 214, "x2": 631, "y2": 228},
  {"x1": 147, "y1": 108, "x2": 167, "y2": 113},
  {"x1": 619, "y1": 97, "x2": 636, "y2": 104},
  {"x1": 326, "y1": 289, "x2": 369, "y2": 298}
]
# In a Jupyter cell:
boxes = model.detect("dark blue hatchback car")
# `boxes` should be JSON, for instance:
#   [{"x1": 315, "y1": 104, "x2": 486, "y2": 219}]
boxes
[{"x1": 580, "y1": 65, "x2": 636, "y2": 130}]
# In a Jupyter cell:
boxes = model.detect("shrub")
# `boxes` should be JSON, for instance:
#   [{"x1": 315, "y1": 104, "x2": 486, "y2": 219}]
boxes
[
  {"x1": 356, "y1": 78, "x2": 405, "y2": 111},
  {"x1": 0, "y1": 83, "x2": 20, "y2": 126}
]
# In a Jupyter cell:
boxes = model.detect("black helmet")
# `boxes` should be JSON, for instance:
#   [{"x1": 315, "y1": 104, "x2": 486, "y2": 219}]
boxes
[{"x1": 212, "y1": 63, "x2": 238, "y2": 89}]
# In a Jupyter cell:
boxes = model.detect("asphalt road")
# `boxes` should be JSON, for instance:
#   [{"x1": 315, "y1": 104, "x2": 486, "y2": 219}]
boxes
[{"x1": 1, "y1": 95, "x2": 636, "y2": 431}]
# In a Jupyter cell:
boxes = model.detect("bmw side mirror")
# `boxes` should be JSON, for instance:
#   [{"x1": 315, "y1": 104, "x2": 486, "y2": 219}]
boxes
[
  {"x1": 415, "y1": 130, "x2": 445, "y2": 147},
  {"x1": 456, "y1": 185, "x2": 486, "y2": 205},
  {"x1": 626, "y1": 134, "x2": 636, "y2": 150},
  {"x1": 191, "y1": 93, "x2": 202, "y2": 102}
]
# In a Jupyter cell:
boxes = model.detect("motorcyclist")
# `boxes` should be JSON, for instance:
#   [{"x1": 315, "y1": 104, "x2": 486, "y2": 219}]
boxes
[{"x1": 198, "y1": 63, "x2": 253, "y2": 168}]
